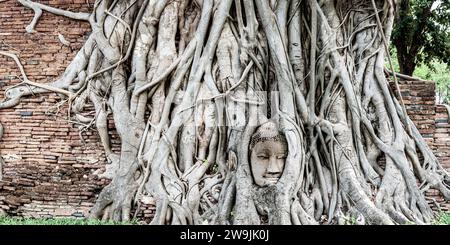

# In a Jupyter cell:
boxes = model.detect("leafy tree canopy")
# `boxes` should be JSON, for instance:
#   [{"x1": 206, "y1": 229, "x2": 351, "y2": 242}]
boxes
[{"x1": 392, "y1": 0, "x2": 450, "y2": 75}]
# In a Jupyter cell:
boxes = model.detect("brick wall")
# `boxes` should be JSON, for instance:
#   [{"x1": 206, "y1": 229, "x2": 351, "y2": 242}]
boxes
[
  {"x1": 429, "y1": 105, "x2": 450, "y2": 211},
  {"x1": 0, "y1": 0, "x2": 158, "y2": 221},
  {"x1": 433, "y1": 105, "x2": 450, "y2": 167},
  {"x1": 396, "y1": 80, "x2": 436, "y2": 143},
  {"x1": 0, "y1": 1, "x2": 448, "y2": 219},
  {"x1": 0, "y1": 0, "x2": 109, "y2": 218},
  {"x1": 395, "y1": 80, "x2": 450, "y2": 211}
]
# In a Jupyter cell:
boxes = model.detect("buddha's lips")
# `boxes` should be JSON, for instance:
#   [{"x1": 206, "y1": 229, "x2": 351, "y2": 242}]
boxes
[{"x1": 265, "y1": 177, "x2": 280, "y2": 183}]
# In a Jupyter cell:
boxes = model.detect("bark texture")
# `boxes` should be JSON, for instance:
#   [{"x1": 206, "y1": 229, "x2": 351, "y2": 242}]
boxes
[{"x1": 0, "y1": 0, "x2": 449, "y2": 224}]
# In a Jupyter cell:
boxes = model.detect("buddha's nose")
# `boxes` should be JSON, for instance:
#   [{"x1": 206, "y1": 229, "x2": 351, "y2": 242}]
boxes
[{"x1": 267, "y1": 157, "x2": 281, "y2": 175}]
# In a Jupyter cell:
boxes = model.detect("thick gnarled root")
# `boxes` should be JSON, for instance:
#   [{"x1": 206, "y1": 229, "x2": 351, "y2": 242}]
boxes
[{"x1": 1, "y1": 0, "x2": 447, "y2": 225}]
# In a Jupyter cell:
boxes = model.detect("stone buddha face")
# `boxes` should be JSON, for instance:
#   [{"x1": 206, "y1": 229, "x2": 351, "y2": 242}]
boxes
[{"x1": 249, "y1": 121, "x2": 287, "y2": 187}]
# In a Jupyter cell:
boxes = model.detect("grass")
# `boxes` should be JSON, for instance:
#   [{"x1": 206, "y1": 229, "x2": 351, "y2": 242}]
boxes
[
  {"x1": 0, "y1": 216, "x2": 139, "y2": 225},
  {"x1": 0, "y1": 213, "x2": 449, "y2": 225},
  {"x1": 432, "y1": 212, "x2": 450, "y2": 225}
]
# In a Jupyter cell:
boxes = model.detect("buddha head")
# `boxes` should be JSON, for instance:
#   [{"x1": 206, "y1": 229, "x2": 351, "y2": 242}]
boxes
[{"x1": 249, "y1": 120, "x2": 288, "y2": 187}]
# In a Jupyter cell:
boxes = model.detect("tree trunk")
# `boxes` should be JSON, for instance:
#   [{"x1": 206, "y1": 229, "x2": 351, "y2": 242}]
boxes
[
  {"x1": 397, "y1": 50, "x2": 416, "y2": 76},
  {"x1": 392, "y1": 0, "x2": 433, "y2": 76},
  {"x1": 1, "y1": 0, "x2": 449, "y2": 225}
]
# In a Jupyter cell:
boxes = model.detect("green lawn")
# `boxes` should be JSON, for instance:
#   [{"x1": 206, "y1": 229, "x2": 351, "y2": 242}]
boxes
[
  {"x1": 0, "y1": 213, "x2": 448, "y2": 225},
  {"x1": 0, "y1": 216, "x2": 138, "y2": 225},
  {"x1": 432, "y1": 212, "x2": 450, "y2": 225}
]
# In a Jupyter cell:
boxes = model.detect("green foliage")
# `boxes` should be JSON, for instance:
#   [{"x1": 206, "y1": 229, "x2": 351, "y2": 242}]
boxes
[
  {"x1": 0, "y1": 216, "x2": 139, "y2": 225},
  {"x1": 387, "y1": 47, "x2": 401, "y2": 72},
  {"x1": 432, "y1": 212, "x2": 450, "y2": 225},
  {"x1": 388, "y1": 48, "x2": 450, "y2": 102},
  {"x1": 348, "y1": 216, "x2": 356, "y2": 225},
  {"x1": 414, "y1": 60, "x2": 450, "y2": 97},
  {"x1": 404, "y1": 220, "x2": 416, "y2": 225},
  {"x1": 211, "y1": 163, "x2": 219, "y2": 174},
  {"x1": 392, "y1": 0, "x2": 450, "y2": 73}
]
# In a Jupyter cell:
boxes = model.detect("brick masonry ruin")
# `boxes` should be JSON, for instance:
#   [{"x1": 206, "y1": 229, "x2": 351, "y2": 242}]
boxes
[
  {"x1": 396, "y1": 80, "x2": 450, "y2": 212},
  {"x1": 0, "y1": 1, "x2": 448, "y2": 220}
]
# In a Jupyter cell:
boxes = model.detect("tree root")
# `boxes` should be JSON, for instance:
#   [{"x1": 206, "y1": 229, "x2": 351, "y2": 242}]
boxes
[{"x1": 1, "y1": 0, "x2": 446, "y2": 225}]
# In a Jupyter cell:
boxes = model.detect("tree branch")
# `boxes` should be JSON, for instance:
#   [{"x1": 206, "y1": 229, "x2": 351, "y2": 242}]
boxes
[
  {"x1": 0, "y1": 51, "x2": 73, "y2": 97},
  {"x1": 18, "y1": 0, "x2": 90, "y2": 33}
]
